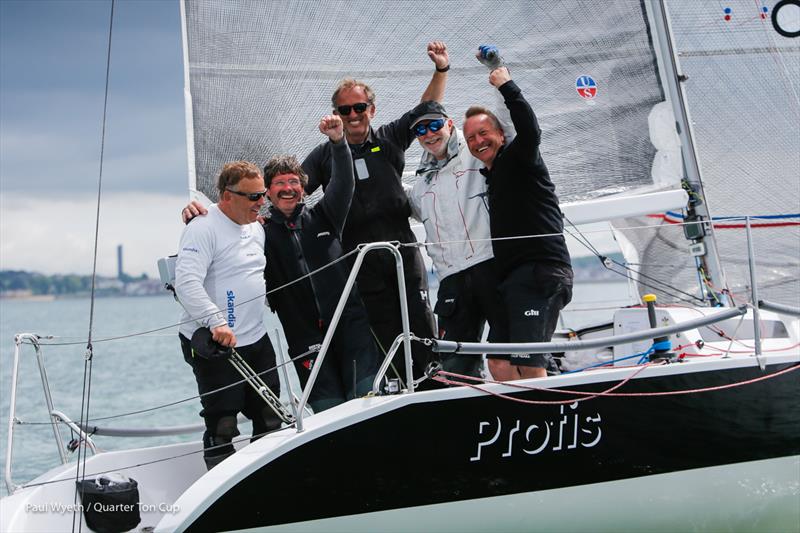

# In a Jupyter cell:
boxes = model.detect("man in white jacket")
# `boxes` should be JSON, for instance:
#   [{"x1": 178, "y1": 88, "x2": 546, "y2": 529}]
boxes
[
  {"x1": 175, "y1": 161, "x2": 281, "y2": 470},
  {"x1": 407, "y1": 101, "x2": 510, "y2": 380}
]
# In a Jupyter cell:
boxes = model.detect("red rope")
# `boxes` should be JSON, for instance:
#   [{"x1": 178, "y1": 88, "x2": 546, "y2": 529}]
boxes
[
  {"x1": 433, "y1": 364, "x2": 651, "y2": 405},
  {"x1": 433, "y1": 362, "x2": 799, "y2": 404}
]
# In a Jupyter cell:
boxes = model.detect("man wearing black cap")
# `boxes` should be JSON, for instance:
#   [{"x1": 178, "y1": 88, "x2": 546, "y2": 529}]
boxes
[
  {"x1": 300, "y1": 41, "x2": 450, "y2": 385},
  {"x1": 407, "y1": 100, "x2": 509, "y2": 381}
]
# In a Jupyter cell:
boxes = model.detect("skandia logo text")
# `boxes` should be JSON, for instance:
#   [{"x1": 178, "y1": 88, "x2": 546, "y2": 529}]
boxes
[
  {"x1": 226, "y1": 290, "x2": 236, "y2": 327},
  {"x1": 182, "y1": 247, "x2": 199, "y2": 253}
]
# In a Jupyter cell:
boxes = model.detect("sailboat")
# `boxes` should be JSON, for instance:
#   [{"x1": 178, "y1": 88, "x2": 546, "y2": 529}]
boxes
[{"x1": 2, "y1": 0, "x2": 798, "y2": 531}]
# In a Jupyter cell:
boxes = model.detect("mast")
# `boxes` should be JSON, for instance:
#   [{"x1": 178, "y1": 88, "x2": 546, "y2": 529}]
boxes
[
  {"x1": 647, "y1": 0, "x2": 732, "y2": 307},
  {"x1": 179, "y1": 0, "x2": 201, "y2": 203}
]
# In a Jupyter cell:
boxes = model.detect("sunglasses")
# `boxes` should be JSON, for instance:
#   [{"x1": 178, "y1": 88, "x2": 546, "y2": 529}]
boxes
[
  {"x1": 336, "y1": 102, "x2": 370, "y2": 115},
  {"x1": 413, "y1": 118, "x2": 446, "y2": 137},
  {"x1": 226, "y1": 188, "x2": 267, "y2": 201}
]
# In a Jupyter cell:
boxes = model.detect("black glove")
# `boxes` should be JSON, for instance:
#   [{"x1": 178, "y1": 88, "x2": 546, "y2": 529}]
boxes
[
  {"x1": 190, "y1": 327, "x2": 233, "y2": 360},
  {"x1": 477, "y1": 45, "x2": 504, "y2": 70}
]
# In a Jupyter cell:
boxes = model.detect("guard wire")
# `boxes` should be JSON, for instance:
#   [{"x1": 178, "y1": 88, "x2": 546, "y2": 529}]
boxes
[{"x1": 74, "y1": 2, "x2": 115, "y2": 531}]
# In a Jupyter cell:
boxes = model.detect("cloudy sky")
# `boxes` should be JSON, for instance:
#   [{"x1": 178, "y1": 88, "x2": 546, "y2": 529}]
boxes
[
  {"x1": 0, "y1": 0, "x2": 623, "y2": 279},
  {"x1": 1, "y1": 0, "x2": 188, "y2": 278}
]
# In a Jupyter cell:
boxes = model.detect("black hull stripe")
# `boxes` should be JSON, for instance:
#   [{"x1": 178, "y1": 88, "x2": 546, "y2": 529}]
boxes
[{"x1": 188, "y1": 363, "x2": 800, "y2": 532}]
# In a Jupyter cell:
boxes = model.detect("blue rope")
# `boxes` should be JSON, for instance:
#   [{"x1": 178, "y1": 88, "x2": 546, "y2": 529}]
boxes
[
  {"x1": 665, "y1": 211, "x2": 799, "y2": 221},
  {"x1": 637, "y1": 347, "x2": 655, "y2": 365},
  {"x1": 565, "y1": 339, "x2": 674, "y2": 373}
]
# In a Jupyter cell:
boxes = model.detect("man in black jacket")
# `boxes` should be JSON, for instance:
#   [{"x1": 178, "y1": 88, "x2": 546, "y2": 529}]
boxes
[
  {"x1": 463, "y1": 47, "x2": 573, "y2": 380},
  {"x1": 300, "y1": 42, "x2": 450, "y2": 384},
  {"x1": 264, "y1": 115, "x2": 381, "y2": 412}
]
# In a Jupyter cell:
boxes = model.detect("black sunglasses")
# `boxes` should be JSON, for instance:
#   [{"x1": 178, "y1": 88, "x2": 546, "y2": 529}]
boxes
[
  {"x1": 226, "y1": 188, "x2": 267, "y2": 201},
  {"x1": 336, "y1": 102, "x2": 370, "y2": 115},
  {"x1": 413, "y1": 118, "x2": 446, "y2": 137}
]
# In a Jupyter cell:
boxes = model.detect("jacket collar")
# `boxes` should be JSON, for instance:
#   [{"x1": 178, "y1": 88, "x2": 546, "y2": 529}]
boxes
[
  {"x1": 347, "y1": 127, "x2": 377, "y2": 151},
  {"x1": 268, "y1": 203, "x2": 306, "y2": 229}
]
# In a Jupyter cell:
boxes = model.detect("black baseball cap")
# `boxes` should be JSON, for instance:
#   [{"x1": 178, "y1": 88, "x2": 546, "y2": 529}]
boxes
[{"x1": 410, "y1": 101, "x2": 448, "y2": 129}]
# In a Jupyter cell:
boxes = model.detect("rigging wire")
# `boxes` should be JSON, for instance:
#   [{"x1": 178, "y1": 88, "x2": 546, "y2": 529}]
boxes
[
  {"x1": 73, "y1": 2, "x2": 115, "y2": 530},
  {"x1": 21, "y1": 246, "x2": 362, "y2": 348},
  {"x1": 561, "y1": 214, "x2": 705, "y2": 304},
  {"x1": 17, "y1": 218, "x2": 724, "y2": 349},
  {"x1": 18, "y1": 344, "x2": 321, "y2": 426}
]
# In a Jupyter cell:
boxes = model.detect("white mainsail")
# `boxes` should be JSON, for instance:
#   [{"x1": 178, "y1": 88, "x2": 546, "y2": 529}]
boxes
[
  {"x1": 180, "y1": 0, "x2": 665, "y2": 202},
  {"x1": 180, "y1": 0, "x2": 799, "y2": 306}
]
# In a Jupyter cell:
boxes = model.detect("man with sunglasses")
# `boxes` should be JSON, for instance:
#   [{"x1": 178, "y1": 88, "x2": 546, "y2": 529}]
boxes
[
  {"x1": 300, "y1": 41, "x2": 450, "y2": 385},
  {"x1": 175, "y1": 161, "x2": 281, "y2": 470},
  {"x1": 262, "y1": 115, "x2": 381, "y2": 412},
  {"x1": 407, "y1": 100, "x2": 509, "y2": 381},
  {"x1": 463, "y1": 46, "x2": 573, "y2": 381}
]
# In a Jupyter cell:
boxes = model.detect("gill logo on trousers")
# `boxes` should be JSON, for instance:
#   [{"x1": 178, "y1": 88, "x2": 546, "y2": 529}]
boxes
[{"x1": 524, "y1": 309, "x2": 540, "y2": 317}]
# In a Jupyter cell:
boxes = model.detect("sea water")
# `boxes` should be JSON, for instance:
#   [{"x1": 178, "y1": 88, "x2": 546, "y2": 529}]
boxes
[{"x1": 0, "y1": 281, "x2": 633, "y2": 495}]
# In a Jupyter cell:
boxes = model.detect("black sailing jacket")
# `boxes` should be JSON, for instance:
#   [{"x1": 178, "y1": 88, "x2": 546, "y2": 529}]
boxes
[
  {"x1": 264, "y1": 141, "x2": 371, "y2": 352},
  {"x1": 480, "y1": 80, "x2": 571, "y2": 280}
]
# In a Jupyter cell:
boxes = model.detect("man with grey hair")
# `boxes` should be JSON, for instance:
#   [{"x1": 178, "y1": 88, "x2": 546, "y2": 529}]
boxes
[{"x1": 407, "y1": 96, "x2": 509, "y2": 381}]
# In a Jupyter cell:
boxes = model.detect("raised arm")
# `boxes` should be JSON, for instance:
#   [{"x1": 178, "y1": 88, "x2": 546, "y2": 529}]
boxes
[
  {"x1": 489, "y1": 68, "x2": 517, "y2": 143},
  {"x1": 316, "y1": 115, "x2": 354, "y2": 233},
  {"x1": 476, "y1": 45, "x2": 539, "y2": 146},
  {"x1": 420, "y1": 41, "x2": 449, "y2": 103}
]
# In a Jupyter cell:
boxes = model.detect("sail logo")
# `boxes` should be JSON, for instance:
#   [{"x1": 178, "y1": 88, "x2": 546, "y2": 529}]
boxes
[
  {"x1": 226, "y1": 290, "x2": 236, "y2": 327},
  {"x1": 576, "y1": 76, "x2": 597, "y2": 100}
]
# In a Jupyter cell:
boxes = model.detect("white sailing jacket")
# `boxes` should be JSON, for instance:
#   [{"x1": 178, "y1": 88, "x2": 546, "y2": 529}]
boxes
[{"x1": 408, "y1": 128, "x2": 494, "y2": 282}]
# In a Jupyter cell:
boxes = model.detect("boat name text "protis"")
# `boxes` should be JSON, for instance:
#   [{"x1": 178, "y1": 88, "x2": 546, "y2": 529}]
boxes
[{"x1": 470, "y1": 402, "x2": 602, "y2": 462}]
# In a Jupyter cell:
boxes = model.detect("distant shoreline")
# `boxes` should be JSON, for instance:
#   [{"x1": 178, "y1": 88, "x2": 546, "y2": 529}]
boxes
[
  {"x1": 0, "y1": 292, "x2": 172, "y2": 301},
  {"x1": 0, "y1": 293, "x2": 57, "y2": 302}
]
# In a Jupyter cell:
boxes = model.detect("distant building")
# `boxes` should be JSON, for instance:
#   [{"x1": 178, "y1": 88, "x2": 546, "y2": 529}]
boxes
[{"x1": 117, "y1": 244, "x2": 124, "y2": 280}]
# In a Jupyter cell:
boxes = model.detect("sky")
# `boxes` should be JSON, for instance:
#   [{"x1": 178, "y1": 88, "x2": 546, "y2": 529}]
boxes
[
  {"x1": 1, "y1": 0, "x2": 188, "y2": 278},
  {"x1": 0, "y1": 0, "x2": 622, "y2": 279}
]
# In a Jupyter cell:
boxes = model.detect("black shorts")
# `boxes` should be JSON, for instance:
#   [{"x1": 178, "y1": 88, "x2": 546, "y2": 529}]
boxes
[
  {"x1": 498, "y1": 262, "x2": 573, "y2": 368},
  {"x1": 434, "y1": 259, "x2": 509, "y2": 376},
  {"x1": 180, "y1": 332, "x2": 279, "y2": 420}
]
